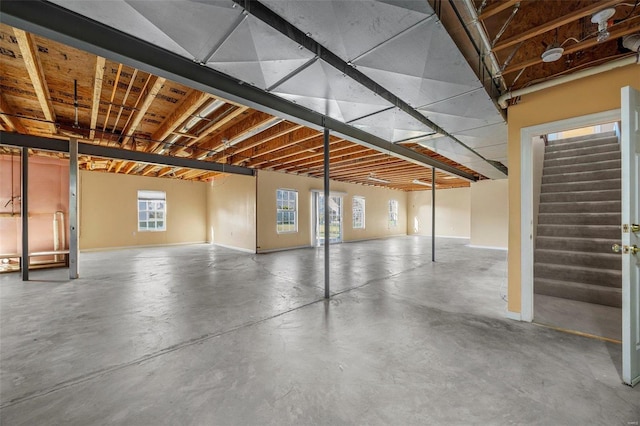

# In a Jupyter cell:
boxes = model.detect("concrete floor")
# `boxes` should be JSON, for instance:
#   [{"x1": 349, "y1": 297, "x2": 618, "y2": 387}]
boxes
[
  {"x1": 534, "y1": 294, "x2": 622, "y2": 342},
  {"x1": 0, "y1": 236, "x2": 638, "y2": 425}
]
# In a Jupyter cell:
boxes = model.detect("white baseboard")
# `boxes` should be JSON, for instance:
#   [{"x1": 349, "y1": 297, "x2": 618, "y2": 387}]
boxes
[
  {"x1": 213, "y1": 242, "x2": 256, "y2": 254},
  {"x1": 80, "y1": 241, "x2": 206, "y2": 253},
  {"x1": 505, "y1": 310, "x2": 522, "y2": 321},
  {"x1": 467, "y1": 244, "x2": 508, "y2": 251}
]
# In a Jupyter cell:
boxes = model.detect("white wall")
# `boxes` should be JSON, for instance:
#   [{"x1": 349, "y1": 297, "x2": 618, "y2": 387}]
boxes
[{"x1": 408, "y1": 187, "x2": 471, "y2": 238}]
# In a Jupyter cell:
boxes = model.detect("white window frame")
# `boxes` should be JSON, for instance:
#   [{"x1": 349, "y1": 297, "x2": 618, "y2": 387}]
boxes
[
  {"x1": 352, "y1": 196, "x2": 365, "y2": 229},
  {"x1": 138, "y1": 190, "x2": 166, "y2": 232},
  {"x1": 389, "y1": 199, "x2": 398, "y2": 228},
  {"x1": 276, "y1": 189, "x2": 298, "y2": 234}
]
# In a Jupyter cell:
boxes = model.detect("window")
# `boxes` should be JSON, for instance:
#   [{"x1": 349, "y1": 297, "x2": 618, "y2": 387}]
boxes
[
  {"x1": 389, "y1": 199, "x2": 398, "y2": 228},
  {"x1": 138, "y1": 190, "x2": 166, "y2": 232},
  {"x1": 276, "y1": 189, "x2": 298, "y2": 233},
  {"x1": 352, "y1": 196, "x2": 365, "y2": 229}
]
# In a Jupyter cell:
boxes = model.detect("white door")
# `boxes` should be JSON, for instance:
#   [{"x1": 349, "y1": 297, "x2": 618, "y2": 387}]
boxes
[{"x1": 621, "y1": 86, "x2": 640, "y2": 387}]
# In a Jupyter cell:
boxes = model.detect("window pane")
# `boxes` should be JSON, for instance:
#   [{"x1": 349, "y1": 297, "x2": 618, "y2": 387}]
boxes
[{"x1": 138, "y1": 190, "x2": 167, "y2": 232}]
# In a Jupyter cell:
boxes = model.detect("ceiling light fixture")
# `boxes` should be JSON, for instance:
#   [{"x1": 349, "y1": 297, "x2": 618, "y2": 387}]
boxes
[
  {"x1": 541, "y1": 28, "x2": 564, "y2": 63},
  {"x1": 591, "y1": 7, "x2": 616, "y2": 43},
  {"x1": 412, "y1": 179, "x2": 432, "y2": 187},
  {"x1": 622, "y1": 34, "x2": 640, "y2": 52},
  {"x1": 368, "y1": 176, "x2": 390, "y2": 184},
  {"x1": 541, "y1": 44, "x2": 564, "y2": 62}
]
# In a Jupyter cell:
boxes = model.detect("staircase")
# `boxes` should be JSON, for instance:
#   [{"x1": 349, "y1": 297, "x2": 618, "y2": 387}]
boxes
[{"x1": 534, "y1": 131, "x2": 622, "y2": 308}]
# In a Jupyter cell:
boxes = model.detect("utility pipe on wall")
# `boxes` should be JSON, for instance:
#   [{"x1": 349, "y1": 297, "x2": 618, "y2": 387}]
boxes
[{"x1": 498, "y1": 55, "x2": 640, "y2": 108}]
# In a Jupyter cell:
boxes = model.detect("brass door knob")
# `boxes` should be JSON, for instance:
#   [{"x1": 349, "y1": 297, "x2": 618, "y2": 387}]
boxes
[
  {"x1": 630, "y1": 245, "x2": 639, "y2": 255},
  {"x1": 612, "y1": 243, "x2": 622, "y2": 253}
]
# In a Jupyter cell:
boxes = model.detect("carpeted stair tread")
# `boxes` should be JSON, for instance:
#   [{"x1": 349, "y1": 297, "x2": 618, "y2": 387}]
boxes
[
  {"x1": 543, "y1": 150, "x2": 620, "y2": 167},
  {"x1": 536, "y1": 235, "x2": 620, "y2": 252},
  {"x1": 539, "y1": 189, "x2": 621, "y2": 203},
  {"x1": 534, "y1": 278, "x2": 622, "y2": 308},
  {"x1": 546, "y1": 131, "x2": 616, "y2": 145},
  {"x1": 535, "y1": 248, "x2": 621, "y2": 269},
  {"x1": 543, "y1": 159, "x2": 621, "y2": 175},
  {"x1": 535, "y1": 262, "x2": 621, "y2": 287},
  {"x1": 541, "y1": 178, "x2": 620, "y2": 193},
  {"x1": 545, "y1": 134, "x2": 618, "y2": 152},
  {"x1": 542, "y1": 168, "x2": 620, "y2": 184},
  {"x1": 544, "y1": 143, "x2": 619, "y2": 160},
  {"x1": 537, "y1": 224, "x2": 620, "y2": 239},
  {"x1": 537, "y1": 212, "x2": 620, "y2": 225},
  {"x1": 539, "y1": 200, "x2": 621, "y2": 213}
]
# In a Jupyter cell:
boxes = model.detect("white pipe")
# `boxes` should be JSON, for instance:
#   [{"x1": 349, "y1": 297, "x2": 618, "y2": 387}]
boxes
[
  {"x1": 462, "y1": 0, "x2": 506, "y2": 91},
  {"x1": 498, "y1": 55, "x2": 639, "y2": 108}
]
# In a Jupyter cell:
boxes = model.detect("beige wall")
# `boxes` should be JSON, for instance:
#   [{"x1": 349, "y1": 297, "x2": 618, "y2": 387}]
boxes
[
  {"x1": 80, "y1": 171, "x2": 207, "y2": 250},
  {"x1": 256, "y1": 170, "x2": 407, "y2": 252},
  {"x1": 470, "y1": 179, "x2": 508, "y2": 248},
  {"x1": 507, "y1": 64, "x2": 640, "y2": 314},
  {"x1": 408, "y1": 187, "x2": 471, "y2": 238},
  {"x1": 207, "y1": 173, "x2": 256, "y2": 252}
]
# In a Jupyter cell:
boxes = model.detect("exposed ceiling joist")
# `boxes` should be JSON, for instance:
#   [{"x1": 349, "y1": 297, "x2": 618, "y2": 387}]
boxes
[
  {"x1": 120, "y1": 75, "x2": 166, "y2": 148},
  {"x1": 502, "y1": 22, "x2": 640, "y2": 75},
  {"x1": 492, "y1": 0, "x2": 621, "y2": 53},
  {"x1": 201, "y1": 110, "x2": 274, "y2": 152},
  {"x1": 173, "y1": 106, "x2": 250, "y2": 156},
  {"x1": 240, "y1": 127, "x2": 320, "y2": 165},
  {"x1": 215, "y1": 122, "x2": 305, "y2": 164},
  {"x1": 89, "y1": 56, "x2": 106, "y2": 140},
  {"x1": 478, "y1": 0, "x2": 520, "y2": 21},
  {"x1": 13, "y1": 28, "x2": 56, "y2": 134},
  {"x1": 148, "y1": 90, "x2": 212, "y2": 152}
]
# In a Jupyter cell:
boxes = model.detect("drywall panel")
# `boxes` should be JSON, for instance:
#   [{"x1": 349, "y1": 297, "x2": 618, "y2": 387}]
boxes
[
  {"x1": 80, "y1": 171, "x2": 207, "y2": 250},
  {"x1": 207, "y1": 174, "x2": 256, "y2": 252},
  {"x1": 507, "y1": 64, "x2": 640, "y2": 314},
  {"x1": 256, "y1": 170, "x2": 407, "y2": 252},
  {"x1": 407, "y1": 187, "x2": 470, "y2": 238},
  {"x1": 470, "y1": 179, "x2": 508, "y2": 248}
]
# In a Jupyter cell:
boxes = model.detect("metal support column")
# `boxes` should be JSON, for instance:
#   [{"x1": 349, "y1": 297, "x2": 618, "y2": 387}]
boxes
[
  {"x1": 431, "y1": 167, "x2": 436, "y2": 262},
  {"x1": 69, "y1": 138, "x2": 79, "y2": 279},
  {"x1": 20, "y1": 146, "x2": 29, "y2": 281},
  {"x1": 323, "y1": 127, "x2": 330, "y2": 299}
]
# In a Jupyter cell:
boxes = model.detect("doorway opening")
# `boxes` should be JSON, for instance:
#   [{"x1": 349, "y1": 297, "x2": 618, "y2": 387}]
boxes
[
  {"x1": 312, "y1": 192, "x2": 342, "y2": 246},
  {"x1": 531, "y1": 121, "x2": 622, "y2": 342}
]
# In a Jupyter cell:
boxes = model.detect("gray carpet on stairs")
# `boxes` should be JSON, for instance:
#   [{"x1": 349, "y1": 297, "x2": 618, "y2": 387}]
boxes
[{"x1": 534, "y1": 131, "x2": 622, "y2": 308}]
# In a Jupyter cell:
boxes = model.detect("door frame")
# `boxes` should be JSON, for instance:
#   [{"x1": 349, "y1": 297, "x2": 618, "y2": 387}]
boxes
[{"x1": 518, "y1": 109, "x2": 620, "y2": 322}]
